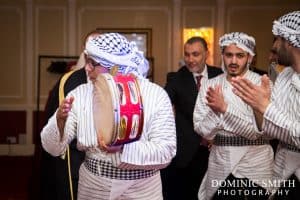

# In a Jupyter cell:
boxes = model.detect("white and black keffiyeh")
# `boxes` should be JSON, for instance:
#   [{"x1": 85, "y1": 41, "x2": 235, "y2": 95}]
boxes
[
  {"x1": 219, "y1": 32, "x2": 256, "y2": 56},
  {"x1": 84, "y1": 33, "x2": 149, "y2": 78},
  {"x1": 272, "y1": 10, "x2": 300, "y2": 48},
  {"x1": 219, "y1": 32, "x2": 256, "y2": 73}
]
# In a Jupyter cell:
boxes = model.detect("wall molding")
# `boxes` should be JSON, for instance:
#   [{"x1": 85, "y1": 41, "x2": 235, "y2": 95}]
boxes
[
  {"x1": 68, "y1": 0, "x2": 76, "y2": 55},
  {"x1": 226, "y1": 5, "x2": 299, "y2": 32},
  {"x1": 0, "y1": 144, "x2": 35, "y2": 156},
  {"x1": 34, "y1": 6, "x2": 68, "y2": 102},
  {"x1": 78, "y1": 6, "x2": 172, "y2": 76},
  {"x1": 0, "y1": 6, "x2": 24, "y2": 100}
]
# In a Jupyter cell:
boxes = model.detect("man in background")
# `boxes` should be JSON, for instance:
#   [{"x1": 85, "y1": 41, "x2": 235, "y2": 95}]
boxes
[
  {"x1": 35, "y1": 29, "x2": 101, "y2": 200},
  {"x1": 232, "y1": 10, "x2": 300, "y2": 199},
  {"x1": 194, "y1": 32, "x2": 273, "y2": 200},
  {"x1": 161, "y1": 36, "x2": 222, "y2": 200},
  {"x1": 41, "y1": 32, "x2": 176, "y2": 200}
]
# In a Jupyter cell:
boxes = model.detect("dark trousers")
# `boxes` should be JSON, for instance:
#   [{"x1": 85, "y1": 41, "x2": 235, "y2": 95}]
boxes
[
  {"x1": 161, "y1": 146, "x2": 209, "y2": 200},
  {"x1": 273, "y1": 174, "x2": 300, "y2": 200},
  {"x1": 213, "y1": 174, "x2": 269, "y2": 200},
  {"x1": 40, "y1": 140, "x2": 85, "y2": 200}
]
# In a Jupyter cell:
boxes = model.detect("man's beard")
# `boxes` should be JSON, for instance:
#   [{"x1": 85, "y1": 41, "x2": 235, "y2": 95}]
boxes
[
  {"x1": 226, "y1": 63, "x2": 248, "y2": 77},
  {"x1": 277, "y1": 45, "x2": 291, "y2": 66}
]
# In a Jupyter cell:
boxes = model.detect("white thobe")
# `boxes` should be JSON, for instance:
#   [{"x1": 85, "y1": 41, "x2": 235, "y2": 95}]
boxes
[
  {"x1": 262, "y1": 67, "x2": 300, "y2": 189},
  {"x1": 41, "y1": 78, "x2": 176, "y2": 200},
  {"x1": 194, "y1": 70, "x2": 274, "y2": 200}
]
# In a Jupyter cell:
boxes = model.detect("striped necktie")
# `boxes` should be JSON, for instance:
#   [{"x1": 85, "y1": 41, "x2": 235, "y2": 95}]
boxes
[
  {"x1": 196, "y1": 75, "x2": 209, "y2": 147},
  {"x1": 196, "y1": 75, "x2": 202, "y2": 91}
]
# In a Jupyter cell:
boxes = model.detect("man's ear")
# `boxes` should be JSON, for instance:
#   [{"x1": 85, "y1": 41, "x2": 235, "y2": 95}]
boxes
[
  {"x1": 205, "y1": 50, "x2": 210, "y2": 60},
  {"x1": 247, "y1": 55, "x2": 253, "y2": 65}
]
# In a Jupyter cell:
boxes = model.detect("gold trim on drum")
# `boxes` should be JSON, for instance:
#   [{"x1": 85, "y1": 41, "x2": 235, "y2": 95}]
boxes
[
  {"x1": 133, "y1": 78, "x2": 144, "y2": 111},
  {"x1": 130, "y1": 114, "x2": 139, "y2": 139},
  {"x1": 116, "y1": 83, "x2": 126, "y2": 105},
  {"x1": 109, "y1": 65, "x2": 119, "y2": 76},
  {"x1": 128, "y1": 81, "x2": 138, "y2": 104},
  {"x1": 119, "y1": 116, "x2": 127, "y2": 140}
]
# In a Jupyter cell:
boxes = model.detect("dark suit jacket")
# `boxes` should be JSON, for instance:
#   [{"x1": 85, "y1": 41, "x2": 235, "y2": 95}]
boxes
[
  {"x1": 164, "y1": 65, "x2": 223, "y2": 167},
  {"x1": 44, "y1": 67, "x2": 87, "y2": 120},
  {"x1": 40, "y1": 67, "x2": 87, "y2": 200}
]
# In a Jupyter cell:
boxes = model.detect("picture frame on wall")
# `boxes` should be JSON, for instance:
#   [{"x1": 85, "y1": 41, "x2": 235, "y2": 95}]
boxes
[
  {"x1": 37, "y1": 55, "x2": 79, "y2": 110},
  {"x1": 146, "y1": 57, "x2": 154, "y2": 81},
  {"x1": 35, "y1": 55, "x2": 79, "y2": 138}
]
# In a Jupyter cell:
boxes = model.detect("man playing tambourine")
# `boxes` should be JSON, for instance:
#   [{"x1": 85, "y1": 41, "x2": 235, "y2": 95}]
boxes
[{"x1": 41, "y1": 33, "x2": 176, "y2": 200}]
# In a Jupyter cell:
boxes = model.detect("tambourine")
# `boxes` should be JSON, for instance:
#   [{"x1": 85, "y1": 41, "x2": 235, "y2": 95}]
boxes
[{"x1": 93, "y1": 73, "x2": 144, "y2": 147}]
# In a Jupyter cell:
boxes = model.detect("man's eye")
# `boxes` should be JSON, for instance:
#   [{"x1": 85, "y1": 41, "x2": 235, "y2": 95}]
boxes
[
  {"x1": 237, "y1": 54, "x2": 246, "y2": 58},
  {"x1": 225, "y1": 53, "x2": 233, "y2": 58}
]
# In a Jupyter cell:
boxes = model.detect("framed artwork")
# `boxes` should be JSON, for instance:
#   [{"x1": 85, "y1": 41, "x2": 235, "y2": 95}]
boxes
[
  {"x1": 146, "y1": 57, "x2": 154, "y2": 81},
  {"x1": 35, "y1": 55, "x2": 78, "y2": 138}
]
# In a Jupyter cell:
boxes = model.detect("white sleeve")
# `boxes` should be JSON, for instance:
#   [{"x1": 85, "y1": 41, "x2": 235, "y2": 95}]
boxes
[
  {"x1": 263, "y1": 102, "x2": 300, "y2": 147},
  {"x1": 41, "y1": 93, "x2": 78, "y2": 157},
  {"x1": 41, "y1": 111, "x2": 68, "y2": 156},
  {"x1": 193, "y1": 80, "x2": 221, "y2": 140},
  {"x1": 118, "y1": 86, "x2": 176, "y2": 170}
]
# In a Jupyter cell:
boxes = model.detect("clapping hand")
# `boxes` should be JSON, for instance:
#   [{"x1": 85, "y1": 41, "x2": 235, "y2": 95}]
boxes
[
  {"x1": 231, "y1": 75, "x2": 271, "y2": 114},
  {"x1": 206, "y1": 84, "x2": 227, "y2": 114}
]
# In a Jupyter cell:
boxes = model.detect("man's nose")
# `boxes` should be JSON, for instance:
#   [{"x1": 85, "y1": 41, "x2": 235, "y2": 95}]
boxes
[
  {"x1": 187, "y1": 56, "x2": 194, "y2": 63},
  {"x1": 85, "y1": 64, "x2": 92, "y2": 71},
  {"x1": 231, "y1": 56, "x2": 237, "y2": 63}
]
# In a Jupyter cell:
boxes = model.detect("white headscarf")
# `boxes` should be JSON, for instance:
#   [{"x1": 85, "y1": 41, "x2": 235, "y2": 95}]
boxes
[
  {"x1": 219, "y1": 32, "x2": 256, "y2": 56},
  {"x1": 84, "y1": 33, "x2": 149, "y2": 78},
  {"x1": 272, "y1": 10, "x2": 300, "y2": 48},
  {"x1": 219, "y1": 32, "x2": 256, "y2": 72}
]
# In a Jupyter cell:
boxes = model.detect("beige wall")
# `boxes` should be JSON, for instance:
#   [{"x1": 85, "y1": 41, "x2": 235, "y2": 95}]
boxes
[{"x1": 0, "y1": 0, "x2": 299, "y2": 155}]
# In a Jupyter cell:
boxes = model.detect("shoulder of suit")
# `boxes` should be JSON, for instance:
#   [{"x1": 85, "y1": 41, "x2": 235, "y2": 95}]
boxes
[
  {"x1": 167, "y1": 66, "x2": 192, "y2": 80},
  {"x1": 67, "y1": 68, "x2": 87, "y2": 83},
  {"x1": 178, "y1": 66, "x2": 189, "y2": 73},
  {"x1": 206, "y1": 65, "x2": 223, "y2": 78},
  {"x1": 177, "y1": 66, "x2": 193, "y2": 76},
  {"x1": 166, "y1": 72, "x2": 177, "y2": 80},
  {"x1": 207, "y1": 65, "x2": 222, "y2": 71}
]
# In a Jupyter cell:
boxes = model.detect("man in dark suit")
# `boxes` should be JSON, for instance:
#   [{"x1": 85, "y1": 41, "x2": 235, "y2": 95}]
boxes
[
  {"x1": 161, "y1": 36, "x2": 223, "y2": 200},
  {"x1": 35, "y1": 30, "x2": 101, "y2": 200},
  {"x1": 39, "y1": 67, "x2": 87, "y2": 200}
]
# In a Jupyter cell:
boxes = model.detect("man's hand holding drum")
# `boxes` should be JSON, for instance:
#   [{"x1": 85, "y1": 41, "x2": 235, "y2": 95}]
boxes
[
  {"x1": 98, "y1": 136, "x2": 124, "y2": 153},
  {"x1": 97, "y1": 130, "x2": 124, "y2": 153}
]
